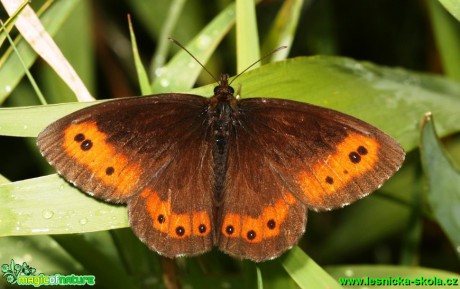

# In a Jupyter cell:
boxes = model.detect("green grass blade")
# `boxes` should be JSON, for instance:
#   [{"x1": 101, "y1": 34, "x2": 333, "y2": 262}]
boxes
[
  {"x1": 0, "y1": 0, "x2": 28, "y2": 47},
  {"x1": 439, "y1": 0, "x2": 460, "y2": 21},
  {"x1": 262, "y1": 0, "x2": 305, "y2": 62},
  {"x1": 420, "y1": 113, "x2": 460, "y2": 257},
  {"x1": 427, "y1": 0, "x2": 460, "y2": 82},
  {"x1": 0, "y1": 174, "x2": 128, "y2": 237},
  {"x1": 0, "y1": 0, "x2": 84, "y2": 103},
  {"x1": 151, "y1": 2, "x2": 236, "y2": 92},
  {"x1": 236, "y1": 0, "x2": 260, "y2": 72},
  {"x1": 281, "y1": 247, "x2": 342, "y2": 289},
  {"x1": 2, "y1": 0, "x2": 93, "y2": 102},
  {"x1": 150, "y1": 0, "x2": 187, "y2": 77},
  {"x1": 128, "y1": 15, "x2": 152, "y2": 95},
  {"x1": 0, "y1": 101, "x2": 99, "y2": 137},
  {"x1": 52, "y1": 234, "x2": 138, "y2": 289},
  {"x1": 0, "y1": 20, "x2": 46, "y2": 105}
]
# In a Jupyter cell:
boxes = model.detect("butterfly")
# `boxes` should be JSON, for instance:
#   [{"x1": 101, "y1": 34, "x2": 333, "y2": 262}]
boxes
[{"x1": 36, "y1": 72, "x2": 405, "y2": 262}]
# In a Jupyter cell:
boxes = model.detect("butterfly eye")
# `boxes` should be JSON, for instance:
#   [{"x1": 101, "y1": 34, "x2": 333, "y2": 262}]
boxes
[
  {"x1": 229, "y1": 86, "x2": 235, "y2": 94},
  {"x1": 213, "y1": 86, "x2": 220, "y2": 94}
]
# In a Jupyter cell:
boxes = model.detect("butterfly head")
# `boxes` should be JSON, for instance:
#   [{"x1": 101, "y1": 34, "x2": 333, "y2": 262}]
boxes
[{"x1": 213, "y1": 74, "x2": 235, "y2": 98}]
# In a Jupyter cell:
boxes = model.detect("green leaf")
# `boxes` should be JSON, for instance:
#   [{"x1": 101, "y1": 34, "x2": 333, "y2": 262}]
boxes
[
  {"x1": 151, "y1": 2, "x2": 236, "y2": 92},
  {"x1": 236, "y1": 0, "x2": 260, "y2": 72},
  {"x1": 261, "y1": 0, "x2": 305, "y2": 62},
  {"x1": 281, "y1": 247, "x2": 342, "y2": 289},
  {"x1": 0, "y1": 0, "x2": 91, "y2": 103},
  {"x1": 149, "y1": 0, "x2": 187, "y2": 76},
  {"x1": 0, "y1": 101, "x2": 100, "y2": 137},
  {"x1": 128, "y1": 15, "x2": 152, "y2": 95},
  {"x1": 0, "y1": 1, "x2": 29, "y2": 47},
  {"x1": 439, "y1": 0, "x2": 460, "y2": 22},
  {"x1": 420, "y1": 113, "x2": 460, "y2": 257},
  {"x1": 0, "y1": 175, "x2": 127, "y2": 237},
  {"x1": 427, "y1": 0, "x2": 460, "y2": 82},
  {"x1": 52, "y1": 234, "x2": 138, "y2": 289}
]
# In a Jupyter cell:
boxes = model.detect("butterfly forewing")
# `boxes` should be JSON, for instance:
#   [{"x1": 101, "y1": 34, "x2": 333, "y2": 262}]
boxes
[{"x1": 37, "y1": 94, "x2": 216, "y2": 257}]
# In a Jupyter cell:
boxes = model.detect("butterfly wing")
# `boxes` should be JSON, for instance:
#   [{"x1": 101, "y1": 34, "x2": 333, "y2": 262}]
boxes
[
  {"x1": 217, "y1": 98, "x2": 404, "y2": 261},
  {"x1": 37, "y1": 94, "x2": 215, "y2": 257}
]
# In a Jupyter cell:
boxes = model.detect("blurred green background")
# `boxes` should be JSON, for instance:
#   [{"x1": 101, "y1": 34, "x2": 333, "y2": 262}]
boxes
[{"x1": 1, "y1": 0, "x2": 460, "y2": 288}]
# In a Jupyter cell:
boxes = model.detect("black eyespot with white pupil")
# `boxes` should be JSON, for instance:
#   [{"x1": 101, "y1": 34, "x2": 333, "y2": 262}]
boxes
[
  {"x1": 176, "y1": 226, "x2": 185, "y2": 236},
  {"x1": 226, "y1": 225, "x2": 234, "y2": 235},
  {"x1": 247, "y1": 230, "x2": 256, "y2": 240},
  {"x1": 348, "y1": 145, "x2": 368, "y2": 164},
  {"x1": 80, "y1": 140, "x2": 93, "y2": 151}
]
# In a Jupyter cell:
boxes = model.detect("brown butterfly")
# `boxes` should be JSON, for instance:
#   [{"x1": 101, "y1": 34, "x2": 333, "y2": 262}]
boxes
[{"x1": 36, "y1": 71, "x2": 404, "y2": 262}]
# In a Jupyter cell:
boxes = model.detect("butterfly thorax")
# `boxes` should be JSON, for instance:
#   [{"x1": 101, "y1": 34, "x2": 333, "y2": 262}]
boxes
[{"x1": 209, "y1": 74, "x2": 239, "y2": 206}]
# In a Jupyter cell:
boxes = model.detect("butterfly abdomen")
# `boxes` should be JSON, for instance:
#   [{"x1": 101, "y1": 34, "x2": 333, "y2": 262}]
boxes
[{"x1": 209, "y1": 94, "x2": 236, "y2": 206}]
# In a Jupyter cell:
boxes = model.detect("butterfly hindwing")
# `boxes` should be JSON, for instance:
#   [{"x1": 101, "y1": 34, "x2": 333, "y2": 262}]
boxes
[{"x1": 217, "y1": 127, "x2": 308, "y2": 261}]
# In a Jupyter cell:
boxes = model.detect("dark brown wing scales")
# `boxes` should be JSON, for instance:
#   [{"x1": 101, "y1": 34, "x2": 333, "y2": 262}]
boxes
[
  {"x1": 128, "y1": 125, "x2": 215, "y2": 257},
  {"x1": 37, "y1": 94, "x2": 216, "y2": 257},
  {"x1": 37, "y1": 95, "x2": 208, "y2": 201},
  {"x1": 233, "y1": 98, "x2": 405, "y2": 211},
  {"x1": 217, "y1": 125, "x2": 308, "y2": 261}
]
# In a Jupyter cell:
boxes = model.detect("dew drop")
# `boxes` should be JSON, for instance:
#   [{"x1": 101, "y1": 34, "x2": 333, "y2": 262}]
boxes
[
  {"x1": 23, "y1": 125, "x2": 28, "y2": 130},
  {"x1": 160, "y1": 78, "x2": 170, "y2": 87},
  {"x1": 198, "y1": 35, "x2": 211, "y2": 48},
  {"x1": 42, "y1": 209, "x2": 54, "y2": 219},
  {"x1": 96, "y1": 209, "x2": 108, "y2": 216},
  {"x1": 31, "y1": 228, "x2": 49, "y2": 233},
  {"x1": 23, "y1": 254, "x2": 32, "y2": 262},
  {"x1": 79, "y1": 218, "x2": 88, "y2": 225},
  {"x1": 5, "y1": 85, "x2": 11, "y2": 92},
  {"x1": 345, "y1": 268, "x2": 354, "y2": 277},
  {"x1": 155, "y1": 67, "x2": 165, "y2": 77}
]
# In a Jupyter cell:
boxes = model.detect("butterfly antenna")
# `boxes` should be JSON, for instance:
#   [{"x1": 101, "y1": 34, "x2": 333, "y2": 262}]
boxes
[
  {"x1": 168, "y1": 38, "x2": 220, "y2": 84},
  {"x1": 229, "y1": 46, "x2": 287, "y2": 85}
]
